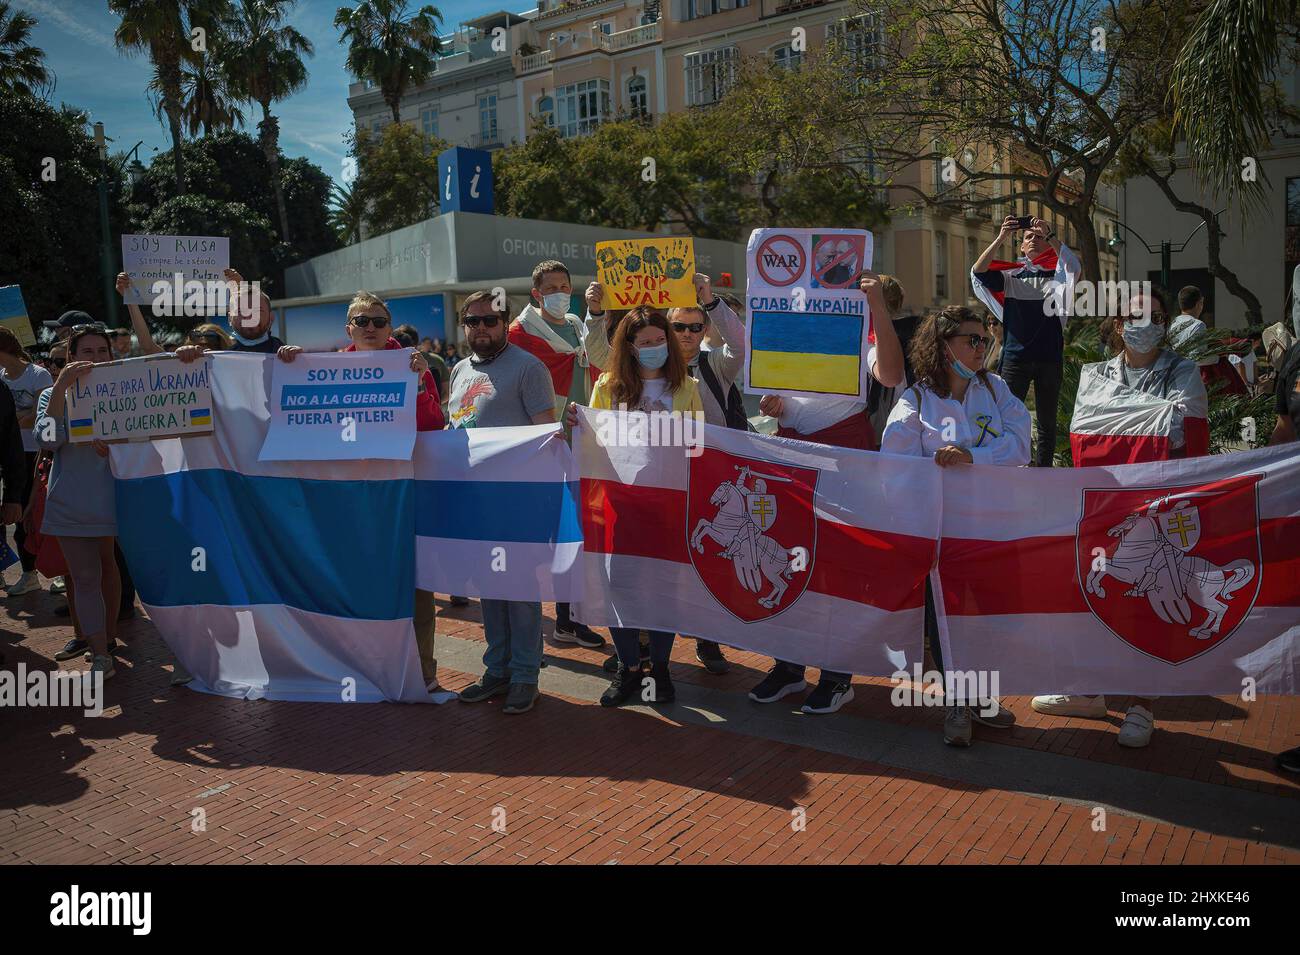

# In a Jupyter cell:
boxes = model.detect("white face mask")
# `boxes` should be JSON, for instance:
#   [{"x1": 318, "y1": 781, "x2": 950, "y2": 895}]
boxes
[
  {"x1": 1121, "y1": 320, "x2": 1164, "y2": 354},
  {"x1": 540, "y1": 292, "x2": 570, "y2": 317}
]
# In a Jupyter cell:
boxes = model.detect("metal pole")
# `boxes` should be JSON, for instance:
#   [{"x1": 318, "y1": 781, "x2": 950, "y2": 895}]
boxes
[{"x1": 1160, "y1": 241, "x2": 1171, "y2": 292}]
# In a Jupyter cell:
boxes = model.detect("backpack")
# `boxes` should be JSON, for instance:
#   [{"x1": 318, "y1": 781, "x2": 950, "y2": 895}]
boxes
[{"x1": 696, "y1": 350, "x2": 754, "y2": 432}]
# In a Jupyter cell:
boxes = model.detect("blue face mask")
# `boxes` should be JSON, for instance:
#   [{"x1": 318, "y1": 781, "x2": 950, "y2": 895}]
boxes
[
  {"x1": 947, "y1": 344, "x2": 978, "y2": 380},
  {"x1": 541, "y1": 292, "x2": 570, "y2": 318},
  {"x1": 636, "y1": 342, "x2": 669, "y2": 370},
  {"x1": 231, "y1": 327, "x2": 270, "y2": 347}
]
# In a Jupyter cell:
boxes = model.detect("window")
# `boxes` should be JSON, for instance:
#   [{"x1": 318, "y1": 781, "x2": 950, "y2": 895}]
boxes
[
  {"x1": 555, "y1": 79, "x2": 610, "y2": 137},
  {"x1": 479, "y1": 94, "x2": 498, "y2": 143},
  {"x1": 420, "y1": 106, "x2": 439, "y2": 141},
  {"x1": 627, "y1": 75, "x2": 648, "y2": 119},
  {"x1": 935, "y1": 232, "x2": 948, "y2": 299},
  {"x1": 961, "y1": 149, "x2": 977, "y2": 201},
  {"x1": 682, "y1": 0, "x2": 748, "y2": 21},
  {"x1": 826, "y1": 14, "x2": 881, "y2": 70},
  {"x1": 537, "y1": 95, "x2": 555, "y2": 128},
  {"x1": 685, "y1": 46, "x2": 738, "y2": 106},
  {"x1": 772, "y1": 43, "x2": 802, "y2": 71}
]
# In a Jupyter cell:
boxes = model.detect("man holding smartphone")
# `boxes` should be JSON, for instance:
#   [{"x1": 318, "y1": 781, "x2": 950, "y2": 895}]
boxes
[{"x1": 971, "y1": 215, "x2": 1081, "y2": 467}]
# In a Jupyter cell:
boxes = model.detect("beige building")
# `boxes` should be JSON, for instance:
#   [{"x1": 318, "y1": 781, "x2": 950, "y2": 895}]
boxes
[{"x1": 345, "y1": 1, "x2": 1117, "y2": 314}]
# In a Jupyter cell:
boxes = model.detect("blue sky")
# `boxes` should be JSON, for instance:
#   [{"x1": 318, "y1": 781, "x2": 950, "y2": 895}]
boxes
[{"x1": 24, "y1": 0, "x2": 492, "y2": 182}]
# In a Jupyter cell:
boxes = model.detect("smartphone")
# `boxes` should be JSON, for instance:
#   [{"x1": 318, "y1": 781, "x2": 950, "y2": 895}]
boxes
[{"x1": 1013, "y1": 215, "x2": 1033, "y2": 230}]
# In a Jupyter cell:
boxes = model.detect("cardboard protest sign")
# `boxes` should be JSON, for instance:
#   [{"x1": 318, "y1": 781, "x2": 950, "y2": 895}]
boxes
[
  {"x1": 120, "y1": 234, "x2": 230, "y2": 307},
  {"x1": 743, "y1": 228, "x2": 874, "y2": 399},
  {"x1": 595, "y1": 237, "x2": 696, "y2": 309},
  {"x1": 0, "y1": 285, "x2": 35, "y2": 346},
  {"x1": 260, "y1": 350, "x2": 418, "y2": 461},
  {"x1": 66, "y1": 355, "x2": 214, "y2": 443}
]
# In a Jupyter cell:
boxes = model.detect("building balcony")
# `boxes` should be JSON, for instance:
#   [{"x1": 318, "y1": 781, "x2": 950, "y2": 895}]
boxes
[
  {"x1": 599, "y1": 21, "x2": 661, "y2": 52},
  {"x1": 517, "y1": 49, "x2": 553, "y2": 73}
]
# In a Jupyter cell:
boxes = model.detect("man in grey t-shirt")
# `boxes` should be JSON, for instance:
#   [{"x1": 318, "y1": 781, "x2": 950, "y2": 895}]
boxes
[{"x1": 450, "y1": 290, "x2": 556, "y2": 716}]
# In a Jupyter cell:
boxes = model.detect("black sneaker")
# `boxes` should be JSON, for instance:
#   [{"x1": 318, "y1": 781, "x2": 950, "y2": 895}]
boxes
[
  {"x1": 54, "y1": 638, "x2": 89, "y2": 661},
  {"x1": 459, "y1": 672, "x2": 510, "y2": 703},
  {"x1": 602, "y1": 652, "x2": 620, "y2": 673},
  {"x1": 748, "y1": 664, "x2": 807, "y2": 704},
  {"x1": 600, "y1": 664, "x2": 644, "y2": 708},
  {"x1": 554, "y1": 619, "x2": 605, "y2": 649},
  {"x1": 801, "y1": 679, "x2": 854, "y2": 715},
  {"x1": 502, "y1": 683, "x2": 539, "y2": 714},
  {"x1": 448, "y1": 595, "x2": 470, "y2": 607},
  {"x1": 694, "y1": 639, "x2": 729, "y2": 675},
  {"x1": 1277, "y1": 745, "x2": 1300, "y2": 774},
  {"x1": 83, "y1": 638, "x2": 120, "y2": 662},
  {"x1": 648, "y1": 662, "x2": 675, "y2": 704}
]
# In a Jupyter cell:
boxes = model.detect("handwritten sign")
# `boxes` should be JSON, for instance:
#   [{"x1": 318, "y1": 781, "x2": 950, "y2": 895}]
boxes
[
  {"x1": 120, "y1": 234, "x2": 230, "y2": 307},
  {"x1": 744, "y1": 227, "x2": 874, "y2": 399},
  {"x1": 595, "y1": 237, "x2": 696, "y2": 309},
  {"x1": 260, "y1": 350, "x2": 418, "y2": 461},
  {"x1": 66, "y1": 355, "x2": 214, "y2": 443},
  {"x1": 0, "y1": 285, "x2": 35, "y2": 347}
]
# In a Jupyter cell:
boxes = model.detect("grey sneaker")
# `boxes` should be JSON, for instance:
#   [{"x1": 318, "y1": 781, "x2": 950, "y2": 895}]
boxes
[
  {"x1": 90, "y1": 653, "x2": 116, "y2": 681},
  {"x1": 943, "y1": 704, "x2": 971, "y2": 747},
  {"x1": 970, "y1": 699, "x2": 1017, "y2": 729},
  {"x1": 459, "y1": 672, "x2": 510, "y2": 703},
  {"x1": 502, "y1": 682, "x2": 538, "y2": 714}
]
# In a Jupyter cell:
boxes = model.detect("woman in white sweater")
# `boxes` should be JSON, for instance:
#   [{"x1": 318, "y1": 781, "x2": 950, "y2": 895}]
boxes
[{"x1": 881, "y1": 305, "x2": 1031, "y2": 746}]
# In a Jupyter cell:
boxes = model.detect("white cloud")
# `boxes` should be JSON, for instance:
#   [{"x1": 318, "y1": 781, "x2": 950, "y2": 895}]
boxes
[{"x1": 24, "y1": 0, "x2": 120, "y2": 53}]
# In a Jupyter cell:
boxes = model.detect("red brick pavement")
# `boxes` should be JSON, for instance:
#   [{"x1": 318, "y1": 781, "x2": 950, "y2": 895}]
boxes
[{"x1": 2, "y1": 589, "x2": 1297, "y2": 864}]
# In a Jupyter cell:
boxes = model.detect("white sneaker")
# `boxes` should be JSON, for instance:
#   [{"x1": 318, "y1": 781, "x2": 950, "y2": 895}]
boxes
[
  {"x1": 1031, "y1": 694, "x2": 1107, "y2": 717},
  {"x1": 5, "y1": 571, "x2": 41, "y2": 595},
  {"x1": 1117, "y1": 705, "x2": 1154, "y2": 748},
  {"x1": 48, "y1": 576, "x2": 67, "y2": 594}
]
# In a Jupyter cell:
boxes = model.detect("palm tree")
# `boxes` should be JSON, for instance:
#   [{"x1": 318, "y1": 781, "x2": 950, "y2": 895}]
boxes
[
  {"x1": 1170, "y1": 0, "x2": 1294, "y2": 217},
  {"x1": 0, "y1": 2, "x2": 50, "y2": 97},
  {"x1": 334, "y1": 0, "x2": 443, "y2": 126},
  {"x1": 222, "y1": 0, "x2": 313, "y2": 244},
  {"x1": 328, "y1": 179, "x2": 366, "y2": 244},
  {"x1": 150, "y1": 54, "x2": 244, "y2": 137},
  {"x1": 110, "y1": 0, "x2": 228, "y2": 196}
]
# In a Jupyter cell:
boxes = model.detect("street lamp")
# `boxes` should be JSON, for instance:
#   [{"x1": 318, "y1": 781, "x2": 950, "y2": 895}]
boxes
[
  {"x1": 1107, "y1": 211, "x2": 1225, "y2": 292},
  {"x1": 92, "y1": 121, "x2": 146, "y2": 328}
]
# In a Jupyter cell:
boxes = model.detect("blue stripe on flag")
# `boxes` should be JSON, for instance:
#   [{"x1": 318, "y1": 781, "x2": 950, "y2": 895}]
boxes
[
  {"x1": 750, "y1": 311, "x2": 862, "y2": 356},
  {"x1": 116, "y1": 468, "x2": 413, "y2": 619},
  {"x1": 415, "y1": 480, "x2": 582, "y2": 544}
]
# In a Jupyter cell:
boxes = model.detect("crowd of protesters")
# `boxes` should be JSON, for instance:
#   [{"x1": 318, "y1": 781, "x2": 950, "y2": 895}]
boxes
[{"x1": 1, "y1": 216, "x2": 1298, "y2": 771}]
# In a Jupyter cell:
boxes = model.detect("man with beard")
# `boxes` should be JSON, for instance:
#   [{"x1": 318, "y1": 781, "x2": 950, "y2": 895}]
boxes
[{"x1": 450, "y1": 290, "x2": 557, "y2": 715}]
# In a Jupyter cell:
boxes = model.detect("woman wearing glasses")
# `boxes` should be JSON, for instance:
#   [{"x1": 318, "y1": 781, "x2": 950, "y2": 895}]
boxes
[
  {"x1": 34, "y1": 324, "x2": 124, "y2": 679},
  {"x1": 1031, "y1": 287, "x2": 1208, "y2": 749},
  {"x1": 880, "y1": 305, "x2": 1031, "y2": 746}
]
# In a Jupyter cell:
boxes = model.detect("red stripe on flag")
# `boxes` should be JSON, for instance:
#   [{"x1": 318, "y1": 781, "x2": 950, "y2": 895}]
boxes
[
  {"x1": 939, "y1": 515, "x2": 1300, "y2": 616},
  {"x1": 1071, "y1": 432, "x2": 1172, "y2": 467},
  {"x1": 580, "y1": 477, "x2": 933, "y2": 610}
]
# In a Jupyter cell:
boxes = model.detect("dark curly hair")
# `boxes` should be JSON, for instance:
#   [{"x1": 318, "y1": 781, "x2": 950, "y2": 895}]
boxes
[
  {"x1": 908, "y1": 306, "x2": 989, "y2": 399},
  {"x1": 604, "y1": 306, "x2": 688, "y2": 409}
]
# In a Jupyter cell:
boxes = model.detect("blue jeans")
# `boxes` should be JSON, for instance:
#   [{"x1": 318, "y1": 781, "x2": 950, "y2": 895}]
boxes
[
  {"x1": 480, "y1": 599, "x2": 543, "y2": 684},
  {"x1": 611, "y1": 628, "x2": 674, "y2": 667}
]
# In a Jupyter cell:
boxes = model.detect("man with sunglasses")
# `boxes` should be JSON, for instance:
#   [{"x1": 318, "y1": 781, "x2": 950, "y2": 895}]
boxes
[
  {"x1": 971, "y1": 215, "x2": 1081, "y2": 467},
  {"x1": 449, "y1": 291, "x2": 557, "y2": 715},
  {"x1": 584, "y1": 271, "x2": 746, "y2": 674}
]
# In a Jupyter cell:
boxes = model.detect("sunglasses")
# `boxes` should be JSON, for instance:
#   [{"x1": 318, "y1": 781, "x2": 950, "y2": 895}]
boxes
[
  {"x1": 350, "y1": 315, "x2": 390, "y2": 329},
  {"x1": 949, "y1": 333, "x2": 992, "y2": 351},
  {"x1": 1125, "y1": 312, "x2": 1167, "y2": 324},
  {"x1": 671, "y1": 322, "x2": 705, "y2": 334},
  {"x1": 70, "y1": 323, "x2": 109, "y2": 335},
  {"x1": 188, "y1": 333, "x2": 223, "y2": 346},
  {"x1": 462, "y1": 315, "x2": 502, "y2": 329}
]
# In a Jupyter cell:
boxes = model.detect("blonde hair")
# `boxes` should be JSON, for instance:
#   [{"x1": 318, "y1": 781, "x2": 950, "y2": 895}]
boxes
[
  {"x1": 347, "y1": 290, "x2": 391, "y2": 322},
  {"x1": 879, "y1": 275, "x2": 905, "y2": 317},
  {"x1": 191, "y1": 323, "x2": 233, "y2": 350}
]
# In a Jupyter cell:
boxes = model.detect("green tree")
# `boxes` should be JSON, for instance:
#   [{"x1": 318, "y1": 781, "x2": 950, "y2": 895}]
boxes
[
  {"x1": 110, "y1": 0, "x2": 230, "y2": 197},
  {"x1": 351, "y1": 122, "x2": 446, "y2": 234},
  {"x1": 150, "y1": 53, "x2": 244, "y2": 137},
  {"x1": 0, "y1": 1, "x2": 50, "y2": 98},
  {"x1": 222, "y1": 0, "x2": 314, "y2": 243},
  {"x1": 328, "y1": 178, "x2": 365, "y2": 244},
  {"x1": 334, "y1": 0, "x2": 442, "y2": 125},
  {"x1": 0, "y1": 95, "x2": 129, "y2": 329}
]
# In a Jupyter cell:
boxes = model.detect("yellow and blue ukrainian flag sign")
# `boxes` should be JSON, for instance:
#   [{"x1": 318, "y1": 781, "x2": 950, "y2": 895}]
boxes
[
  {"x1": 69, "y1": 418, "x2": 95, "y2": 438},
  {"x1": 189, "y1": 407, "x2": 211, "y2": 427},
  {"x1": 748, "y1": 310, "x2": 863, "y2": 396}
]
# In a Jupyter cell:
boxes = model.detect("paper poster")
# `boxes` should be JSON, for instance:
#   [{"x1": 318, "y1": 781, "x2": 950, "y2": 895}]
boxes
[
  {"x1": 744, "y1": 228, "x2": 874, "y2": 399},
  {"x1": 595, "y1": 237, "x2": 696, "y2": 309},
  {"x1": 260, "y1": 350, "x2": 418, "y2": 461},
  {"x1": 0, "y1": 285, "x2": 36, "y2": 346},
  {"x1": 65, "y1": 355, "x2": 214, "y2": 443},
  {"x1": 120, "y1": 234, "x2": 230, "y2": 307}
]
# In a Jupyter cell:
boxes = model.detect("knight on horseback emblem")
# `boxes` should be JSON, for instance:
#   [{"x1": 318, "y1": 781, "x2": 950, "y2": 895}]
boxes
[
  {"x1": 687, "y1": 453, "x2": 818, "y2": 622},
  {"x1": 1077, "y1": 477, "x2": 1263, "y2": 664}
]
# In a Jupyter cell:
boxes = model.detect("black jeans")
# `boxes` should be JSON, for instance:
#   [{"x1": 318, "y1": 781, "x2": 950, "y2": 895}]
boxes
[
  {"x1": 999, "y1": 355, "x2": 1063, "y2": 467},
  {"x1": 11, "y1": 452, "x2": 36, "y2": 572},
  {"x1": 776, "y1": 661, "x2": 851, "y2": 685}
]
